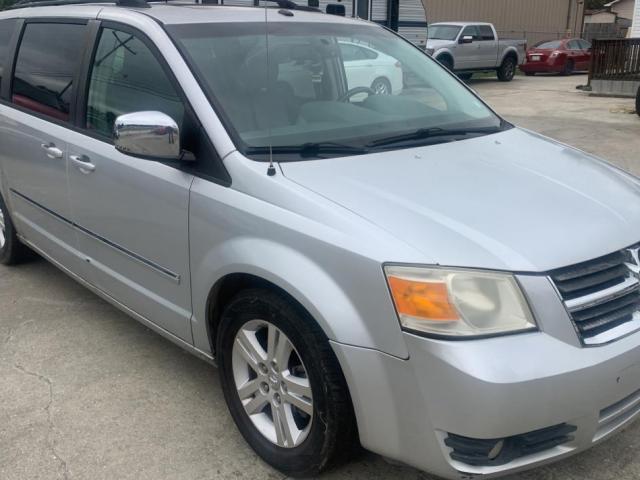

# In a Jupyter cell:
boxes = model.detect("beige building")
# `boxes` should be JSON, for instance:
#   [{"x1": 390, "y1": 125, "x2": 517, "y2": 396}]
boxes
[
  {"x1": 605, "y1": 0, "x2": 636, "y2": 21},
  {"x1": 422, "y1": 0, "x2": 586, "y2": 46}
]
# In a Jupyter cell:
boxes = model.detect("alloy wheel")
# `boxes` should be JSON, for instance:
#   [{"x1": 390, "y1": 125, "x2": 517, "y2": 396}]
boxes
[
  {"x1": 0, "y1": 207, "x2": 6, "y2": 249},
  {"x1": 372, "y1": 79, "x2": 390, "y2": 95},
  {"x1": 231, "y1": 319, "x2": 313, "y2": 448}
]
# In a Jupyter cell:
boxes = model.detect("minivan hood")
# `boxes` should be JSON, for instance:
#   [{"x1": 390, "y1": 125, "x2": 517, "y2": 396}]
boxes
[{"x1": 280, "y1": 128, "x2": 640, "y2": 272}]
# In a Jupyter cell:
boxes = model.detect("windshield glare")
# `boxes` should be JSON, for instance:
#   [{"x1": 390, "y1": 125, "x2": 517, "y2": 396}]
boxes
[
  {"x1": 427, "y1": 25, "x2": 462, "y2": 41},
  {"x1": 169, "y1": 22, "x2": 503, "y2": 160}
]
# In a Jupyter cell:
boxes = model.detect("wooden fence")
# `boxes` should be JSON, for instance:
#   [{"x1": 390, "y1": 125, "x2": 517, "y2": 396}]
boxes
[{"x1": 589, "y1": 38, "x2": 640, "y2": 82}]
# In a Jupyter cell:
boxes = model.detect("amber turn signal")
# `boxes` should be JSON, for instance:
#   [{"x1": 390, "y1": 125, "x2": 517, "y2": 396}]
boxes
[{"x1": 387, "y1": 276, "x2": 459, "y2": 322}]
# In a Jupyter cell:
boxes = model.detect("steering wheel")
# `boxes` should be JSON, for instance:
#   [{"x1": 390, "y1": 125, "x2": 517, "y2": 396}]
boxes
[{"x1": 338, "y1": 86, "x2": 376, "y2": 103}]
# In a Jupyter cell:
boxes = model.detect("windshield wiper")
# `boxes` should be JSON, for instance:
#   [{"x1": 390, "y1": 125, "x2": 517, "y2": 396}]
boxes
[
  {"x1": 366, "y1": 125, "x2": 506, "y2": 149},
  {"x1": 246, "y1": 142, "x2": 369, "y2": 159}
]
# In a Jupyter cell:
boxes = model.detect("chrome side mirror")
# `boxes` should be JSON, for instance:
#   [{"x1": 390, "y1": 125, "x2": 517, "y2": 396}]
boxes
[
  {"x1": 114, "y1": 111, "x2": 181, "y2": 161},
  {"x1": 460, "y1": 35, "x2": 474, "y2": 44}
]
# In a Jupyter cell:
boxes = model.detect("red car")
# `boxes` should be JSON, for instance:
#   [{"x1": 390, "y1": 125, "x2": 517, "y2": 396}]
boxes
[{"x1": 520, "y1": 38, "x2": 592, "y2": 76}]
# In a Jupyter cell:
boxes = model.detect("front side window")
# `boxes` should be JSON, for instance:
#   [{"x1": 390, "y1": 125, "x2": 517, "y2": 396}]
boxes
[
  {"x1": 0, "y1": 19, "x2": 17, "y2": 92},
  {"x1": 86, "y1": 28, "x2": 184, "y2": 138},
  {"x1": 170, "y1": 22, "x2": 505, "y2": 160},
  {"x1": 12, "y1": 22, "x2": 86, "y2": 121},
  {"x1": 460, "y1": 26, "x2": 480, "y2": 41}
]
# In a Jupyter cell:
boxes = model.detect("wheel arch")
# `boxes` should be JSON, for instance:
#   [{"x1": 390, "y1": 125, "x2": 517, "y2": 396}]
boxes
[
  {"x1": 499, "y1": 48, "x2": 519, "y2": 66},
  {"x1": 434, "y1": 50, "x2": 454, "y2": 69}
]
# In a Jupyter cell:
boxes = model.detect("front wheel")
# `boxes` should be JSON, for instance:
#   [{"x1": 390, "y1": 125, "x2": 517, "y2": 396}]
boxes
[
  {"x1": 0, "y1": 193, "x2": 31, "y2": 265},
  {"x1": 371, "y1": 77, "x2": 392, "y2": 95},
  {"x1": 497, "y1": 57, "x2": 517, "y2": 82},
  {"x1": 217, "y1": 289, "x2": 358, "y2": 477}
]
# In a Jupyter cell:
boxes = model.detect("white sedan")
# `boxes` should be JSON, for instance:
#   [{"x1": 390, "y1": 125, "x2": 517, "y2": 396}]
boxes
[{"x1": 338, "y1": 41, "x2": 404, "y2": 95}]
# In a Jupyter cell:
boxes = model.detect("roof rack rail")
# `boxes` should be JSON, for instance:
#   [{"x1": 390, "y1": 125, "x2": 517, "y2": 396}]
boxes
[
  {"x1": 9, "y1": 0, "x2": 149, "y2": 9},
  {"x1": 200, "y1": 0, "x2": 320, "y2": 12}
]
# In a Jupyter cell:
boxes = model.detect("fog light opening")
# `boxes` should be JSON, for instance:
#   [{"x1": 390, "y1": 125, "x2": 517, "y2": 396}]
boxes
[{"x1": 488, "y1": 439, "x2": 505, "y2": 460}]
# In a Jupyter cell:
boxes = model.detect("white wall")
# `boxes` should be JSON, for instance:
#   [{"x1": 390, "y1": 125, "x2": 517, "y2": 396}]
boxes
[{"x1": 632, "y1": 0, "x2": 640, "y2": 36}]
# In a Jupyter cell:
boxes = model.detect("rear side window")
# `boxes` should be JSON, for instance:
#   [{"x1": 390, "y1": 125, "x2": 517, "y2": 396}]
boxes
[
  {"x1": 12, "y1": 22, "x2": 86, "y2": 122},
  {"x1": 478, "y1": 25, "x2": 495, "y2": 41},
  {"x1": 86, "y1": 27, "x2": 185, "y2": 138},
  {"x1": 0, "y1": 19, "x2": 17, "y2": 92}
]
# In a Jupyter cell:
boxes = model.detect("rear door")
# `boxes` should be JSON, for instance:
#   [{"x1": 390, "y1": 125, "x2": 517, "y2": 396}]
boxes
[
  {"x1": 0, "y1": 20, "x2": 89, "y2": 273},
  {"x1": 66, "y1": 23, "x2": 194, "y2": 340},
  {"x1": 477, "y1": 25, "x2": 498, "y2": 68},
  {"x1": 456, "y1": 25, "x2": 480, "y2": 70}
]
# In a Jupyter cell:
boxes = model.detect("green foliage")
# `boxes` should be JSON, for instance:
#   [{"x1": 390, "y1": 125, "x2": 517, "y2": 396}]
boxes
[
  {"x1": 585, "y1": 0, "x2": 609, "y2": 10},
  {"x1": 0, "y1": 0, "x2": 18, "y2": 9}
]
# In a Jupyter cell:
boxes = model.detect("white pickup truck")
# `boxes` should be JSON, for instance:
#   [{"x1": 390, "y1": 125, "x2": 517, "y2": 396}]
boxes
[{"x1": 426, "y1": 22, "x2": 526, "y2": 81}]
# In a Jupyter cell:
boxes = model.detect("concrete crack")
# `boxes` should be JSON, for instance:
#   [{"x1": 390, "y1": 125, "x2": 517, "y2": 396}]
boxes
[
  {"x1": 1, "y1": 319, "x2": 35, "y2": 349},
  {"x1": 14, "y1": 364, "x2": 69, "y2": 480}
]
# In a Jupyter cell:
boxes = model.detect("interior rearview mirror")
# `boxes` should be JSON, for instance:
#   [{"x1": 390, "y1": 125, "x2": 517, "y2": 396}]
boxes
[
  {"x1": 460, "y1": 35, "x2": 474, "y2": 44},
  {"x1": 114, "y1": 111, "x2": 183, "y2": 161}
]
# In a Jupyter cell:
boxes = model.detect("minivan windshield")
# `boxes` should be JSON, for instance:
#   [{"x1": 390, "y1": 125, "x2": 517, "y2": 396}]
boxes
[
  {"x1": 169, "y1": 21, "x2": 506, "y2": 160},
  {"x1": 427, "y1": 25, "x2": 462, "y2": 41}
]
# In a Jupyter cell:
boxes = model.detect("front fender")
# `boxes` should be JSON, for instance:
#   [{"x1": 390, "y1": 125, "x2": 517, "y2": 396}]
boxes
[{"x1": 188, "y1": 174, "x2": 412, "y2": 360}]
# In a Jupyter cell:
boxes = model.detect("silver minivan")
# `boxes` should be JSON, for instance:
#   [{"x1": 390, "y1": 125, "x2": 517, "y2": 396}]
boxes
[{"x1": 1, "y1": 2, "x2": 640, "y2": 479}]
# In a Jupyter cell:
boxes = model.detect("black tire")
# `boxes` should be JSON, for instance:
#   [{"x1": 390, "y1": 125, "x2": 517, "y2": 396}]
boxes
[
  {"x1": 217, "y1": 289, "x2": 358, "y2": 477},
  {"x1": 371, "y1": 76, "x2": 392, "y2": 95},
  {"x1": 561, "y1": 59, "x2": 574, "y2": 76},
  {"x1": 457, "y1": 72, "x2": 473, "y2": 81},
  {"x1": 0, "y1": 193, "x2": 30, "y2": 265},
  {"x1": 497, "y1": 56, "x2": 517, "y2": 82},
  {"x1": 437, "y1": 55, "x2": 454, "y2": 72}
]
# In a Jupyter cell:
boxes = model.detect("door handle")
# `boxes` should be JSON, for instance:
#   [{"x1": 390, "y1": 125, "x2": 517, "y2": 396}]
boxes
[
  {"x1": 41, "y1": 143, "x2": 63, "y2": 160},
  {"x1": 69, "y1": 154, "x2": 96, "y2": 174}
]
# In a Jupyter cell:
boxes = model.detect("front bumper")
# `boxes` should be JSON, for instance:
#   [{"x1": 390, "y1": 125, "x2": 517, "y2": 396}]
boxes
[{"x1": 332, "y1": 316, "x2": 640, "y2": 478}]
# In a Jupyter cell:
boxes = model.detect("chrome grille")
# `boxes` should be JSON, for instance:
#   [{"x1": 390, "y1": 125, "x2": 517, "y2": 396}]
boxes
[{"x1": 550, "y1": 243, "x2": 640, "y2": 346}]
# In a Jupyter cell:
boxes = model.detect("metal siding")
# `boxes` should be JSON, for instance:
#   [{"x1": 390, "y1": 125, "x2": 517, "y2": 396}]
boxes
[
  {"x1": 399, "y1": 0, "x2": 427, "y2": 21},
  {"x1": 398, "y1": 25, "x2": 427, "y2": 46},
  {"x1": 370, "y1": 0, "x2": 388, "y2": 21},
  {"x1": 423, "y1": 0, "x2": 585, "y2": 46},
  {"x1": 633, "y1": 1, "x2": 640, "y2": 37}
]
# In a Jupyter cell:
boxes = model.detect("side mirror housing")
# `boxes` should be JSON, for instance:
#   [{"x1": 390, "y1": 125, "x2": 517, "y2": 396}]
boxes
[
  {"x1": 460, "y1": 35, "x2": 474, "y2": 44},
  {"x1": 114, "y1": 111, "x2": 182, "y2": 161}
]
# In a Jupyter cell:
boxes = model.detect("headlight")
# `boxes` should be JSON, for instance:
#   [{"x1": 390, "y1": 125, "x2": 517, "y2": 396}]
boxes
[{"x1": 384, "y1": 265, "x2": 536, "y2": 338}]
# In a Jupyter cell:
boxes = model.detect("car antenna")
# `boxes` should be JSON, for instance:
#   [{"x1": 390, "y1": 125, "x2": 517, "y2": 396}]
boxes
[{"x1": 264, "y1": 0, "x2": 277, "y2": 177}]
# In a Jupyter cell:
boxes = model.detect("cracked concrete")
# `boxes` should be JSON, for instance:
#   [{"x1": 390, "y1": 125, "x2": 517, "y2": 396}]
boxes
[
  {"x1": 13, "y1": 363, "x2": 69, "y2": 480},
  {"x1": 1, "y1": 75, "x2": 640, "y2": 480}
]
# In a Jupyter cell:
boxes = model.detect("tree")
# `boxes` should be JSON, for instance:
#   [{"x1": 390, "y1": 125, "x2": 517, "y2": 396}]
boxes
[
  {"x1": 585, "y1": 0, "x2": 609, "y2": 9},
  {"x1": 0, "y1": 0, "x2": 18, "y2": 9}
]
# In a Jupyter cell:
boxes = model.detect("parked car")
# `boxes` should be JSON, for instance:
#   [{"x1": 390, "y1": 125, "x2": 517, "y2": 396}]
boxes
[
  {"x1": 2, "y1": 2, "x2": 640, "y2": 480},
  {"x1": 338, "y1": 41, "x2": 403, "y2": 95},
  {"x1": 426, "y1": 22, "x2": 526, "y2": 81},
  {"x1": 520, "y1": 38, "x2": 592, "y2": 76}
]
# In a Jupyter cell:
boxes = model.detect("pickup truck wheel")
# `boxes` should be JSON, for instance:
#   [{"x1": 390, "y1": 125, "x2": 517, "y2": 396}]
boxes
[
  {"x1": 0, "y1": 194, "x2": 30, "y2": 265},
  {"x1": 497, "y1": 56, "x2": 517, "y2": 82},
  {"x1": 437, "y1": 55, "x2": 454, "y2": 72},
  {"x1": 217, "y1": 289, "x2": 358, "y2": 477}
]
